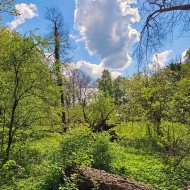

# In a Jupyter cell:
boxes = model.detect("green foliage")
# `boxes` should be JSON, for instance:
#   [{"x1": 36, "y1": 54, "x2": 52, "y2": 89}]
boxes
[
  {"x1": 0, "y1": 20, "x2": 190, "y2": 190},
  {"x1": 112, "y1": 76, "x2": 126, "y2": 104},
  {"x1": 58, "y1": 128, "x2": 94, "y2": 167},
  {"x1": 115, "y1": 122, "x2": 190, "y2": 189},
  {"x1": 97, "y1": 69, "x2": 113, "y2": 96},
  {"x1": 35, "y1": 162, "x2": 64, "y2": 190},
  {"x1": 0, "y1": 160, "x2": 24, "y2": 189},
  {"x1": 57, "y1": 127, "x2": 115, "y2": 172},
  {"x1": 84, "y1": 93, "x2": 117, "y2": 131},
  {"x1": 0, "y1": 29, "x2": 61, "y2": 161},
  {"x1": 88, "y1": 93, "x2": 115, "y2": 121},
  {"x1": 65, "y1": 104, "x2": 84, "y2": 127},
  {"x1": 113, "y1": 150, "x2": 189, "y2": 190},
  {"x1": 91, "y1": 134, "x2": 113, "y2": 171}
]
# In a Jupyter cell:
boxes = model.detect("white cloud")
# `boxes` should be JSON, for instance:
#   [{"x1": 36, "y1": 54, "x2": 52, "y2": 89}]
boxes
[
  {"x1": 7, "y1": 3, "x2": 38, "y2": 30},
  {"x1": 76, "y1": 60, "x2": 122, "y2": 79},
  {"x1": 182, "y1": 48, "x2": 190, "y2": 63},
  {"x1": 148, "y1": 50, "x2": 172, "y2": 70},
  {"x1": 76, "y1": 60, "x2": 105, "y2": 78},
  {"x1": 74, "y1": 0, "x2": 140, "y2": 70},
  {"x1": 111, "y1": 71, "x2": 122, "y2": 79}
]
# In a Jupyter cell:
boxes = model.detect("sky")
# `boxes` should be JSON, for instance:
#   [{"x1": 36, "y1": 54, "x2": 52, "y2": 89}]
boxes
[{"x1": 2, "y1": 0, "x2": 190, "y2": 79}]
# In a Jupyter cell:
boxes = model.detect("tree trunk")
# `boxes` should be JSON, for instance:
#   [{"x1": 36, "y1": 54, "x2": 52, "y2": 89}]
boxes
[
  {"x1": 4, "y1": 99, "x2": 18, "y2": 163},
  {"x1": 54, "y1": 23, "x2": 67, "y2": 130},
  {"x1": 1, "y1": 109, "x2": 6, "y2": 157},
  {"x1": 65, "y1": 166, "x2": 155, "y2": 190}
]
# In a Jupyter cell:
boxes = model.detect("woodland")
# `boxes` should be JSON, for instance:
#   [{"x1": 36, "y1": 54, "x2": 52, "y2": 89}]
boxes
[{"x1": 0, "y1": 0, "x2": 190, "y2": 190}]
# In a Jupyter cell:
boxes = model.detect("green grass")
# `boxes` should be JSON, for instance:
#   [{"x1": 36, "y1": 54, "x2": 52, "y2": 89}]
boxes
[
  {"x1": 111, "y1": 145, "x2": 188, "y2": 190},
  {"x1": 115, "y1": 122, "x2": 148, "y2": 139},
  {"x1": 113, "y1": 122, "x2": 190, "y2": 189},
  {"x1": 1, "y1": 123, "x2": 190, "y2": 190}
]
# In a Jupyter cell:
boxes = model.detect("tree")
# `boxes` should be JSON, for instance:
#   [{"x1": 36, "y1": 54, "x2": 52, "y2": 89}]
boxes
[
  {"x1": 124, "y1": 68, "x2": 177, "y2": 136},
  {"x1": 61, "y1": 65, "x2": 93, "y2": 127},
  {"x1": 0, "y1": 29, "x2": 60, "y2": 163},
  {"x1": 112, "y1": 76, "x2": 126, "y2": 104},
  {"x1": 0, "y1": 0, "x2": 17, "y2": 19},
  {"x1": 83, "y1": 93, "x2": 116, "y2": 132},
  {"x1": 171, "y1": 61, "x2": 190, "y2": 124},
  {"x1": 63, "y1": 65, "x2": 92, "y2": 106},
  {"x1": 137, "y1": 0, "x2": 190, "y2": 64},
  {"x1": 97, "y1": 70, "x2": 113, "y2": 97},
  {"x1": 45, "y1": 7, "x2": 71, "y2": 129}
]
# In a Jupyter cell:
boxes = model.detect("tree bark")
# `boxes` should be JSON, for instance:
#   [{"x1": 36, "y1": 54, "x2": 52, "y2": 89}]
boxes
[
  {"x1": 54, "y1": 22, "x2": 67, "y2": 128},
  {"x1": 66, "y1": 166, "x2": 155, "y2": 190},
  {"x1": 4, "y1": 98, "x2": 18, "y2": 163}
]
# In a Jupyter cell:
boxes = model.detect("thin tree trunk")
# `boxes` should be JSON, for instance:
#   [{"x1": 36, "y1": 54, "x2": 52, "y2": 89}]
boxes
[
  {"x1": 4, "y1": 99, "x2": 18, "y2": 163},
  {"x1": 1, "y1": 108, "x2": 6, "y2": 157}
]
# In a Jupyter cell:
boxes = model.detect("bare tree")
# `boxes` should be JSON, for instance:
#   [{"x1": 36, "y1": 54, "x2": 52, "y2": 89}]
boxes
[
  {"x1": 0, "y1": 0, "x2": 16, "y2": 16},
  {"x1": 46, "y1": 7, "x2": 71, "y2": 130},
  {"x1": 137, "y1": 0, "x2": 190, "y2": 66},
  {"x1": 63, "y1": 65, "x2": 92, "y2": 106}
]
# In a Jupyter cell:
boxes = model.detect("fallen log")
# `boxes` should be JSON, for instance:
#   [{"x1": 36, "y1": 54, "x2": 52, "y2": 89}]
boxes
[{"x1": 65, "y1": 166, "x2": 155, "y2": 190}]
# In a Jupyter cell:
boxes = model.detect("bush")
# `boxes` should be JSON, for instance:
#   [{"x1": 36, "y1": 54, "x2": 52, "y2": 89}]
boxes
[
  {"x1": 0, "y1": 160, "x2": 24, "y2": 190},
  {"x1": 91, "y1": 133, "x2": 114, "y2": 171},
  {"x1": 57, "y1": 128, "x2": 94, "y2": 168},
  {"x1": 57, "y1": 127, "x2": 115, "y2": 172}
]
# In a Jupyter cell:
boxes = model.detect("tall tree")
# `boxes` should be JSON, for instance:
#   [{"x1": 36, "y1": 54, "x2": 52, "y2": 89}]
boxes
[
  {"x1": 45, "y1": 7, "x2": 71, "y2": 130},
  {"x1": 97, "y1": 69, "x2": 113, "y2": 97}
]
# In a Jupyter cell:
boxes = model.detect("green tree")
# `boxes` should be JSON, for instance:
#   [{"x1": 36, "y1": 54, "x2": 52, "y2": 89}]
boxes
[
  {"x1": 83, "y1": 93, "x2": 116, "y2": 132},
  {"x1": 97, "y1": 69, "x2": 113, "y2": 97},
  {"x1": 112, "y1": 76, "x2": 126, "y2": 104},
  {"x1": 124, "y1": 69, "x2": 176, "y2": 136},
  {"x1": 0, "y1": 29, "x2": 60, "y2": 163}
]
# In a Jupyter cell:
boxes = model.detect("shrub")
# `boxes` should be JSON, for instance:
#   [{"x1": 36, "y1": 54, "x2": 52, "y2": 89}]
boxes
[{"x1": 57, "y1": 127, "x2": 116, "y2": 172}]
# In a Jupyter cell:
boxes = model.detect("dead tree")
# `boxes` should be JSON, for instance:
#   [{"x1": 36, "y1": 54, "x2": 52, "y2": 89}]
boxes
[
  {"x1": 65, "y1": 166, "x2": 155, "y2": 190},
  {"x1": 137, "y1": 0, "x2": 190, "y2": 66},
  {"x1": 46, "y1": 7, "x2": 71, "y2": 130}
]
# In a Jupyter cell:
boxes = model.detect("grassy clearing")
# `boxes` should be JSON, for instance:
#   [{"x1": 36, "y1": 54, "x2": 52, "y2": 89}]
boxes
[{"x1": 1, "y1": 123, "x2": 189, "y2": 190}]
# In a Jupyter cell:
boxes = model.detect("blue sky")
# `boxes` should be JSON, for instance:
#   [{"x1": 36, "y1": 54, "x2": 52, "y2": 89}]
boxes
[{"x1": 2, "y1": 0, "x2": 190, "y2": 78}]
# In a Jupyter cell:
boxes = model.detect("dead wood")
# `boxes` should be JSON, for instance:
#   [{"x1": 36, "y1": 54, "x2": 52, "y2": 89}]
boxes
[{"x1": 65, "y1": 166, "x2": 155, "y2": 190}]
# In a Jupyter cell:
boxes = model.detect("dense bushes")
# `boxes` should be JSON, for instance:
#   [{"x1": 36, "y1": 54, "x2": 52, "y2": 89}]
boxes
[{"x1": 57, "y1": 127, "x2": 115, "y2": 172}]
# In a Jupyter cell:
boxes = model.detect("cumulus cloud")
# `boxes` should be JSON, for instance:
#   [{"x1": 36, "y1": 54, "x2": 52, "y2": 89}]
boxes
[
  {"x1": 76, "y1": 60, "x2": 104, "y2": 78},
  {"x1": 7, "y1": 3, "x2": 38, "y2": 30},
  {"x1": 111, "y1": 71, "x2": 122, "y2": 79},
  {"x1": 76, "y1": 60, "x2": 122, "y2": 79},
  {"x1": 74, "y1": 0, "x2": 140, "y2": 70},
  {"x1": 182, "y1": 48, "x2": 190, "y2": 63},
  {"x1": 148, "y1": 50, "x2": 172, "y2": 70}
]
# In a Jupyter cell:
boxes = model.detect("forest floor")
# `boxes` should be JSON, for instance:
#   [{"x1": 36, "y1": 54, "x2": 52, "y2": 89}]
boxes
[{"x1": 2, "y1": 123, "x2": 189, "y2": 190}]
